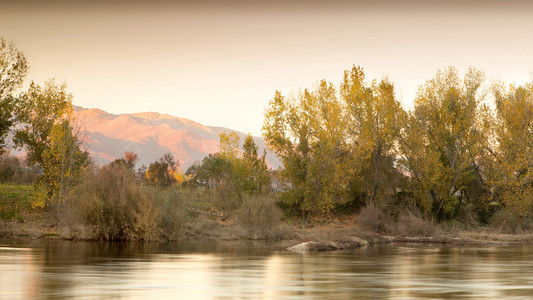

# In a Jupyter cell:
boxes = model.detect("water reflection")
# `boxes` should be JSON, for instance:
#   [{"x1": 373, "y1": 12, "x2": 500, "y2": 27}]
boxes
[{"x1": 2, "y1": 239, "x2": 533, "y2": 299}]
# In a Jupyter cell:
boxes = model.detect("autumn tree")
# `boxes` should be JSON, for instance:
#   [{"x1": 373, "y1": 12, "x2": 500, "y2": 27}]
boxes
[
  {"x1": 262, "y1": 89, "x2": 318, "y2": 216},
  {"x1": 263, "y1": 65, "x2": 405, "y2": 218},
  {"x1": 41, "y1": 120, "x2": 90, "y2": 202},
  {"x1": 111, "y1": 151, "x2": 139, "y2": 171},
  {"x1": 146, "y1": 153, "x2": 181, "y2": 187},
  {"x1": 0, "y1": 37, "x2": 29, "y2": 149},
  {"x1": 490, "y1": 82, "x2": 533, "y2": 218},
  {"x1": 340, "y1": 66, "x2": 405, "y2": 206},
  {"x1": 14, "y1": 79, "x2": 89, "y2": 204},
  {"x1": 397, "y1": 67, "x2": 490, "y2": 220}
]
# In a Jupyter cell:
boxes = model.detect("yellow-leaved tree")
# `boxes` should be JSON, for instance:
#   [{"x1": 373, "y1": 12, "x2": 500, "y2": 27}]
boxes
[
  {"x1": 397, "y1": 67, "x2": 491, "y2": 220},
  {"x1": 491, "y1": 82, "x2": 533, "y2": 218},
  {"x1": 263, "y1": 65, "x2": 405, "y2": 218}
]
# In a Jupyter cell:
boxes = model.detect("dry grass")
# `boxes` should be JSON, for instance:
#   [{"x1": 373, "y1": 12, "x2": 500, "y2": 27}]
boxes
[
  {"x1": 356, "y1": 203, "x2": 394, "y2": 234},
  {"x1": 238, "y1": 195, "x2": 282, "y2": 236},
  {"x1": 395, "y1": 211, "x2": 437, "y2": 236}
]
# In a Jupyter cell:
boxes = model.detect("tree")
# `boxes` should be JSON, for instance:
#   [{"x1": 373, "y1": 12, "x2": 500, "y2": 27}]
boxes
[
  {"x1": 218, "y1": 131, "x2": 240, "y2": 160},
  {"x1": 185, "y1": 132, "x2": 270, "y2": 195},
  {"x1": 185, "y1": 153, "x2": 233, "y2": 189},
  {"x1": 41, "y1": 120, "x2": 90, "y2": 202},
  {"x1": 490, "y1": 82, "x2": 533, "y2": 217},
  {"x1": 146, "y1": 153, "x2": 181, "y2": 187},
  {"x1": 340, "y1": 66, "x2": 405, "y2": 206},
  {"x1": 238, "y1": 134, "x2": 270, "y2": 193},
  {"x1": 262, "y1": 65, "x2": 405, "y2": 218},
  {"x1": 0, "y1": 37, "x2": 29, "y2": 149},
  {"x1": 398, "y1": 67, "x2": 490, "y2": 220},
  {"x1": 111, "y1": 151, "x2": 139, "y2": 171},
  {"x1": 14, "y1": 80, "x2": 73, "y2": 166},
  {"x1": 14, "y1": 79, "x2": 88, "y2": 204}
]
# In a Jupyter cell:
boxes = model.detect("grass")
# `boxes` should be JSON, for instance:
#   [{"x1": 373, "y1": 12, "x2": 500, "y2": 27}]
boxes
[{"x1": 0, "y1": 183, "x2": 34, "y2": 221}]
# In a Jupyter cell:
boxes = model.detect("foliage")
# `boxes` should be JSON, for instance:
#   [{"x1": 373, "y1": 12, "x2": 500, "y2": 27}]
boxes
[
  {"x1": 13, "y1": 80, "x2": 89, "y2": 205},
  {"x1": 14, "y1": 80, "x2": 74, "y2": 166},
  {"x1": 110, "y1": 151, "x2": 139, "y2": 171},
  {"x1": 185, "y1": 154, "x2": 233, "y2": 189},
  {"x1": 41, "y1": 120, "x2": 90, "y2": 202},
  {"x1": 185, "y1": 132, "x2": 271, "y2": 197},
  {"x1": 145, "y1": 153, "x2": 181, "y2": 187},
  {"x1": 489, "y1": 83, "x2": 533, "y2": 218},
  {"x1": 146, "y1": 186, "x2": 185, "y2": 240},
  {"x1": 0, "y1": 36, "x2": 28, "y2": 149},
  {"x1": 0, "y1": 151, "x2": 39, "y2": 184},
  {"x1": 0, "y1": 183, "x2": 33, "y2": 220},
  {"x1": 397, "y1": 67, "x2": 490, "y2": 220},
  {"x1": 73, "y1": 164, "x2": 160, "y2": 241},
  {"x1": 262, "y1": 65, "x2": 404, "y2": 218}
]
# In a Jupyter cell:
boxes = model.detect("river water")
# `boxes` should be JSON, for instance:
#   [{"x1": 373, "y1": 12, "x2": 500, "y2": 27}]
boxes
[{"x1": 1, "y1": 239, "x2": 533, "y2": 299}]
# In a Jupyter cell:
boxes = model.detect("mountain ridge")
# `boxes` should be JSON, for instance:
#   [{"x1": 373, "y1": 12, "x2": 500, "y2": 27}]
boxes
[{"x1": 73, "y1": 106, "x2": 279, "y2": 169}]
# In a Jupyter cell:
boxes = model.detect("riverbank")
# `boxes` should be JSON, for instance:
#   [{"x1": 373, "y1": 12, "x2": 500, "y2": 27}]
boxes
[
  {"x1": 3, "y1": 183, "x2": 533, "y2": 249},
  {"x1": 3, "y1": 208, "x2": 533, "y2": 251}
]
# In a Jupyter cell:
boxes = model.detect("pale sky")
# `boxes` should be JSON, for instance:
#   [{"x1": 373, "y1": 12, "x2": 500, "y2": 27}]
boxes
[{"x1": 1, "y1": 0, "x2": 532, "y2": 135}]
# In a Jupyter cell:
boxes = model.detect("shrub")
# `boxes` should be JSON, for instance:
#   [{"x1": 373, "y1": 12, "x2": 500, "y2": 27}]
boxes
[
  {"x1": 214, "y1": 188, "x2": 242, "y2": 212},
  {"x1": 73, "y1": 165, "x2": 159, "y2": 241},
  {"x1": 356, "y1": 203, "x2": 394, "y2": 234},
  {"x1": 396, "y1": 210, "x2": 436, "y2": 236},
  {"x1": 238, "y1": 195, "x2": 282, "y2": 236},
  {"x1": 147, "y1": 187, "x2": 185, "y2": 240},
  {"x1": 489, "y1": 209, "x2": 529, "y2": 234}
]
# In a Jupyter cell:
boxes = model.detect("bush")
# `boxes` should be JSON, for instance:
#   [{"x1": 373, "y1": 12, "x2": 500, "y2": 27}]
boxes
[
  {"x1": 238, "y1": 195, "x2": 282, "y2": 236},
  {"x1": 73, "y1": 165, "x2": 159, "y2": 241},
  {"x1": 147, "y1": 187, "x2": 185, "y2": 240},
  {"x1": 356, "y1": 203, "x2": 394, "y2": 234},
  {"x1": 214, "y1": 188, "x2": 242, "y2": 212},
  {"x1": 396, "y1": 210, "x2": 436, "y2": 236},
  {"x1": 489, "y1": 209, "x2": 529, "y2": 234}
]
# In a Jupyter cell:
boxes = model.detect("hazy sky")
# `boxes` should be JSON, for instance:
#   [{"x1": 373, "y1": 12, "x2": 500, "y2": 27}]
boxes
[{"x1": 1, "y1": 0, "x2": 533, "y2": 135}]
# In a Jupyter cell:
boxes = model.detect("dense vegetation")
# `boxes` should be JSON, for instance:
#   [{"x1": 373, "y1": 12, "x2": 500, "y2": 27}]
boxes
[
  {"x1": 263, "y1": 65, "x2": 533, "y2": 230},
  {"x1": 2, "y1": 36, "x2": 533, "y2": 240}
]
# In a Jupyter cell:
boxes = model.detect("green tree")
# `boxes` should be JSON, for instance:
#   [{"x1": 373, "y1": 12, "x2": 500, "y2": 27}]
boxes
[
  {"x1": 185, "y1": 132, "x2": 270, "y2": 195},
  {"x1": 0, "y1": 37, "x2": 29, "y2": 149},
  {"x1": 14, "y1": 79, "x2": 88, "y2": 205},
  {"x1": 14, "y1": 80, "x2": 73, "y2": 166},
  {"x1": 185, "y1": 153, "x2": 233, "y2": 189},
  {"x1": 238, "y1": 133, "x2": 270, "y2": 193}
]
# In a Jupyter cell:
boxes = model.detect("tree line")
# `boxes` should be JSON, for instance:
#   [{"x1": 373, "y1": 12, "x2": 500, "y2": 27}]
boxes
[{"x1": 263, "y1": 65, "x2": 533, "y2": 224}]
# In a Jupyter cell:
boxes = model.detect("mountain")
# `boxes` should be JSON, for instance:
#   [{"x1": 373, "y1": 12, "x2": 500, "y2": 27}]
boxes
[{"x1": 73, "y1": 107, "x2": 280, "y2": 169}]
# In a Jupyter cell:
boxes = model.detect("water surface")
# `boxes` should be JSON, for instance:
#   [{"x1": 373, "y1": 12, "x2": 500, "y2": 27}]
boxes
[{"x1": 1, "y1": 239, "x2": 533, "y2": 299}]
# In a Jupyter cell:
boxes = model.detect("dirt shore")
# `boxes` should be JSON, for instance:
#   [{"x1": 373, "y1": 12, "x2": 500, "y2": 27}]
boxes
[{"x1": 3, "y1": 214, "x2": 533, "y2": 251}]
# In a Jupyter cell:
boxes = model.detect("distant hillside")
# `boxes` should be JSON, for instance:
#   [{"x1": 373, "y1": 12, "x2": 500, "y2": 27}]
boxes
[{"x1": 73, "y1": 106, "x2": 280, "y2": 169}]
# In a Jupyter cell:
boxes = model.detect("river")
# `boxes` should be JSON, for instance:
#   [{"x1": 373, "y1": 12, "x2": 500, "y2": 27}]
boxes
[{"x1": 1, "y1": 239, "x2": 533, "y2": 299}]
